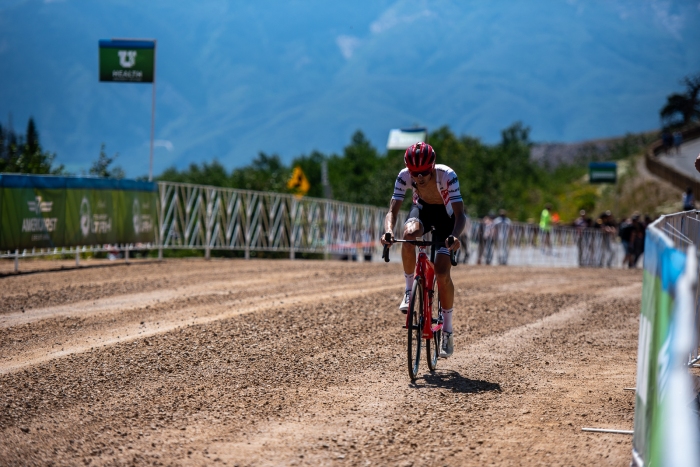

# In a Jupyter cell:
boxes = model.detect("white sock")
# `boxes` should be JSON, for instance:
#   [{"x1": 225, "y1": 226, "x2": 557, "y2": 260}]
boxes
[
  {"x1": 441, "y1": 307, "x2": 453, "y2": 333},
  {"x1": 404, "y1": 272, "x2": 414, "y2": 291}
]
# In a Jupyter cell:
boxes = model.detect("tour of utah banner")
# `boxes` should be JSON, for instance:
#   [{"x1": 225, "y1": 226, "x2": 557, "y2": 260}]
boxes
[
  {"x1": 0, "y1": 175, "x2": 156, "y2": 250},
  {"x1": 632, "y1": 221, "x2": 700, "y2": 467}
]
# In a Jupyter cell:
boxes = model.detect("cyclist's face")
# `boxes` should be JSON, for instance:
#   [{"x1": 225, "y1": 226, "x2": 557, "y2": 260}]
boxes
[{"x1": 410, "y1": 170, "x2": 432, "y2": 186}]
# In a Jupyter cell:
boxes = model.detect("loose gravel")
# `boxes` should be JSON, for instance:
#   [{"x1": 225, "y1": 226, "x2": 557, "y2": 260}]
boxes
[{"x1": 0, "y1": 259, "x2": 641, "y2": 466}]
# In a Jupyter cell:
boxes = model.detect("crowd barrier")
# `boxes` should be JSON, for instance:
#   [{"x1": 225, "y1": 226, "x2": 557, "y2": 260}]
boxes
[
  {"x1": 632, "y1": 211, "x2": 700, "y2": 467},
  {"x1": 3, "y1": 178, "x2": 627, "y2": 270},
  {"x1": 456, "y1": 218, "x2": 623, "y2": 268}
]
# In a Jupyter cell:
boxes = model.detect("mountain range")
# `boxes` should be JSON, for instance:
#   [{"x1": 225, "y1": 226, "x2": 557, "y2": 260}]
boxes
[{"x1": 1, "y1": 0, "x2": 699, "y2": 177}]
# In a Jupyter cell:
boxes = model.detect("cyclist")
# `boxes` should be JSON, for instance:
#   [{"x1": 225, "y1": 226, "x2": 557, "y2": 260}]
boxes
[{"x1": 381, "y1": 142, "x2": 467, "y2": 358}]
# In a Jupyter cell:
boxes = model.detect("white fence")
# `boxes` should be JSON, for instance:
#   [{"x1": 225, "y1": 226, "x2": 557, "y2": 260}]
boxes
[{"x1": 3, "y1": 181, "x2": 627, "y2": 269}]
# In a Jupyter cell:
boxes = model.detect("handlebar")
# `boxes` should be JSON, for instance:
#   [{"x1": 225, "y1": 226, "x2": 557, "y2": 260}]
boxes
[{"x1": 382, "y1": 231, "x2": 458, "y2": 266}]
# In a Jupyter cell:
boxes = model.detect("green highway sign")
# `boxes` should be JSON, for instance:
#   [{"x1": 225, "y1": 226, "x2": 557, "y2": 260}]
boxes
[
  {"x1": 99, "y1": 39, "x2": 155, "y2": 83},
  {"x1": 589, "y1": 162, "x2": 617, "y2": 184}
]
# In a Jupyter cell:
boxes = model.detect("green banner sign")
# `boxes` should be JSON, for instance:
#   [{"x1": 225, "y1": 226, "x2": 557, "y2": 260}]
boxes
[
  {"x1": 0, "y1": 185, "x2": 66, "y2": 249},
  {"x1": 0, "y1": 175, "x2": 157, "y2": 250},
  {"x1": 589, "y1": 162, "x2": 617, "y2": 184},
  {"x1": 99, "y1": 39, "x2": 155, "y2": 83}
]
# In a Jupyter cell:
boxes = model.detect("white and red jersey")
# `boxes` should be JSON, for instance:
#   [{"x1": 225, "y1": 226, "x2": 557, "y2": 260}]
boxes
[{"x1": 391, "y1": 164, "x2": 463, "y2": 216}]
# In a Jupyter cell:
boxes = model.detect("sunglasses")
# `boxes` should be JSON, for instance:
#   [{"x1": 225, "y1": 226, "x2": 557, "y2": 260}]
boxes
[{"x1": 409, "y1": 168, "x2": 432, "y2": 178}]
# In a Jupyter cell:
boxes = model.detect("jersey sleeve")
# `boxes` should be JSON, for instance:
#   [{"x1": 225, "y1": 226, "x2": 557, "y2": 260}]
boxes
[
  {"x1": 443, "y1": 167, "x2": 463, "y2": 204},
  {"x1": 392, "y1": 169, "x2": 411, "y2": 201}
]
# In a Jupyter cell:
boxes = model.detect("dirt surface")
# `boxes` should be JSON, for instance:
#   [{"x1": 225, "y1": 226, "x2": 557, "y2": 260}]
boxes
[{"x1": 0, "y1": 259, "x2": 643, "y2": 466}]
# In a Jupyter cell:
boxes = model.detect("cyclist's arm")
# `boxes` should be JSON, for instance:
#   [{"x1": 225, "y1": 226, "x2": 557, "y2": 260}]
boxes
[
  {"x1": 448, "y1": 201, "x2": 467, "y2": 250},
  {"x1": 383, "y1": 198, "x2": 403, "y2": 242}
]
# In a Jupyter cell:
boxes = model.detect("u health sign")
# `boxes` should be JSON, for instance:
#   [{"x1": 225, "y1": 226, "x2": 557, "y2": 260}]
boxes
[{"x1": 99, "y1": 40, "x2": 155, "y2": 83}]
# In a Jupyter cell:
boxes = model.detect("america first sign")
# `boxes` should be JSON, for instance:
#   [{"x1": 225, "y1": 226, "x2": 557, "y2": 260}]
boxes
[{"x1": 99, "y1": 39, "x2": 155, "y2": 83}]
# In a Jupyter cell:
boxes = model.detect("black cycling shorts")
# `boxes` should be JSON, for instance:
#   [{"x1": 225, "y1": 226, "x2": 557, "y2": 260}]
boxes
[{"x1": 405, "y1": 200, "x2": 455, "y2": 254}]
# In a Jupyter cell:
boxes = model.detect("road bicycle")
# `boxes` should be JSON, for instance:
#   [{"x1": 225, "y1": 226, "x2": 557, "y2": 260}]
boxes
[{"x1": 382, "y1": 228, "x2": 457, "y2": 380}]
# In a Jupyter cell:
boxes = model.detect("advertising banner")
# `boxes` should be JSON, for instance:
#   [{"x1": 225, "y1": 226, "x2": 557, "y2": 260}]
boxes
[
  {"x1": 118, "y1": 188, "x2": 156, "y2": 243},
  {"x1": 0, "y1": 175, "x2": 156, "y2": 250},
  {"x1": 0, "y1": 175, "x2": 66, "y2": 249},
  {"x1": 64, "y1": 180, "x2": 119, "y2": 245},
  {"x1": 632, "y1": 224, "x2": 700, "y2": 466},
  {"x1": 99, "y1": 39, "x2": 155, "y2": 83}
]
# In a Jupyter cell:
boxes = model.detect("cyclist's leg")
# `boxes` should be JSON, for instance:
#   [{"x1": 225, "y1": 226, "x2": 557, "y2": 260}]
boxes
[
  {"x1": 399, "y1": 204, "x2": 424, "y2": 311},
  {"x1": 435, "y1": 254, "x2": 454, "y2": 321},
  {"x1": 402, "y1": 220, "x2": 423, "y2": 274},
  {"x1": 402, "y1": 203, "x2": 424, "y2": 274},
  {"x1": 433, "y1": 211, "x2": 456, "y2": 357},
  {"x1": 435, "y1": 254, "x2": 455, "y2": 357}
]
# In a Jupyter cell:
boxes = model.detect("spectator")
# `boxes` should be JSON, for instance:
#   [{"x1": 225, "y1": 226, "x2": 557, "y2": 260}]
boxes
[
  {"x1": 594, "y1": 211, "x2": 617, "y2": 267},
  {"x1": 682, "y1": 187, "x2": 695, "y2": 211},
  {"x1": 662, "y1": 131, "x2": 673, "y2": 154},
  {"x1": 477, "y1": 212, "x2": 495, "y2": 265},
  {"x1": 493, "y1": 209, "x2": 512, "y2": 265},
  {"x1": 672, "y1": 131, "x2": 683, "y2": 155},
  {"x1": 539, "y1": 203, "x2": 553, "y2": 254},
  {"x1": 618, "y1": 216, "x2": 635, "y2": 268},
  {"x1": 573, "y1": 209, "x2": 590, "y2": 229},
  {"x1": 457, "y1": 215, "x2": 472, "y2": 264},
  {"x1": 631, "y1": 214, "x2": 646, "y2": 268},
  {"x1": 573, "y1": 210, "x2": 591, "y2": 266}
]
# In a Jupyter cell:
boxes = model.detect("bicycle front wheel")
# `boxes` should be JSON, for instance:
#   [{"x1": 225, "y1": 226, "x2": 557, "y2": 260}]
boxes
[
  {"x1": 426, "y1": 281, "x2": 441, "y2": 371},
  {"x1": 407, "y1": 277, "x2": 423, "y2": 380}
]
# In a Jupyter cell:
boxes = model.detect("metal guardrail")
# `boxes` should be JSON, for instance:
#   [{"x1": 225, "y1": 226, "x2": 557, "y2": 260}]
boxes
[
  {"x1": 3, "y1": 181, "x2": 627, "y2": 270},
  {"x1": 645, "y1": 125, "x2": 700, "y2": 195}
]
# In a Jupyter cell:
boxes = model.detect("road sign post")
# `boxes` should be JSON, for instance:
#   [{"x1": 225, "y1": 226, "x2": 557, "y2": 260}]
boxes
[{"x1": 99, "y1": 39, "x2": 157, "y2": 181}]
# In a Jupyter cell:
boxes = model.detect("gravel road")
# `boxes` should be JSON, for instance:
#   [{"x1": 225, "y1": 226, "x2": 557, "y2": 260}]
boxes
[{"x1": 0, "y1": 259, "x2": 642, "y2": 466}]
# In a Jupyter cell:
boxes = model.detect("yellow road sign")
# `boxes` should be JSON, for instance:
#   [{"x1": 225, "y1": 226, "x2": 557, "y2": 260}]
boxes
[{"x1": 287, "y1": 166, "x2": 310, "y2": 197}]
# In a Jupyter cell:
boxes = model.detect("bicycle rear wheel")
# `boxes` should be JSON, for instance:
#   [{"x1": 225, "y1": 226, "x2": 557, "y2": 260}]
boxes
[{"x1": 407, "y1": 277, "x2": 423, "y2": 380}]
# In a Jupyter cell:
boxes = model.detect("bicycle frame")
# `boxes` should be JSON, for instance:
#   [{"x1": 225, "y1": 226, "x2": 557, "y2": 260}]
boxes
[
  {"x1": 405, "y1": 245, "x2": 441, "y2": 339},
  {"x1": 382, "y1": 228, "x2": 455, "y2": 337}
]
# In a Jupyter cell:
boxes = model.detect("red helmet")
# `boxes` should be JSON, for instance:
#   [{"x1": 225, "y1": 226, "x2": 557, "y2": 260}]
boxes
[{"x1": 404, "y1": 142, "x2": 436, "y2": 173}]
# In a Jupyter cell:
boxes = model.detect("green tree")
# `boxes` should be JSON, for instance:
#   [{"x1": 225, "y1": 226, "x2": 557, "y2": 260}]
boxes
[
  {"x1": 159, "y1": 159, "x2": 230, "y2": 187},
  {"x1": 0, "y1": 117, "x2": 64, "y2": 174},
  {"x1": 660, "y1": 73, "x2": 700, "y2": 129},
  {"x1": 327, "y1": 130, "x2": 387, "y2": 206},
  {"x1": 231, "y1": 152, "x2": 290, "y2": 192},
  {"x1": 89, "y1": 143, "x2": 125, "y2": 179}
]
